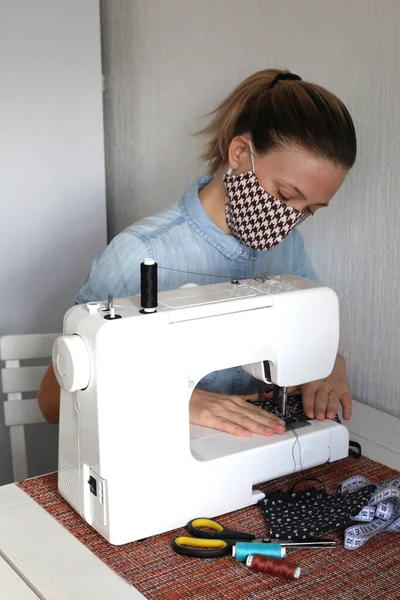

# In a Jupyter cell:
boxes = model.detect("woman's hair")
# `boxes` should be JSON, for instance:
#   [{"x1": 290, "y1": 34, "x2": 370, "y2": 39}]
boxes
[{"x1": 199, "y1": 69, "x2": 357, "y2": 176}]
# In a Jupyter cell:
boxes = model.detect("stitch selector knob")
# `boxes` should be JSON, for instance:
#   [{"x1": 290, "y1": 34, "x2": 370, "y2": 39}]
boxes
[{"x1": 52, "y1": 335, "x2": 91, "y2": 392}]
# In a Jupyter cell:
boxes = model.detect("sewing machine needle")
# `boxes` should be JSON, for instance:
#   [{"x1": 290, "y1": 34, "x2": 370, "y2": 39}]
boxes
[{"x1": 281, "y1": 386, "x2": 288, "y2": 416}]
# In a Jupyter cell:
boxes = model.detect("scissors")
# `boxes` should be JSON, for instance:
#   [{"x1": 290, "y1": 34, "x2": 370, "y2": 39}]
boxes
[{"x1": 172, "y1": 518, "x2": 263, "y2": 558}]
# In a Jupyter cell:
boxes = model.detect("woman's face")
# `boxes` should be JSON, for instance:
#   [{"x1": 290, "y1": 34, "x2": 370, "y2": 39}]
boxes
[{"x1": 229, "y1": 138, "x2": 347, "y2": 215}]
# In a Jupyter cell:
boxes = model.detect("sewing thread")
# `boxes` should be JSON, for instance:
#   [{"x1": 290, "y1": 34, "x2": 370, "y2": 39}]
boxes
[
  {"x1": 246, "y1": 554, "x2": 301, "y2": 580},
  {"x1": 232, "y1": 542, "x2": 285, "y2": 561},
  {"x1": 140, "y1": 259, "x2": 158, "y2": 312}
]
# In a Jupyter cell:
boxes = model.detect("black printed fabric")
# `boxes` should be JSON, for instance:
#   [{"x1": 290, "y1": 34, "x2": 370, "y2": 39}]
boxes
[
  {"x1": 248, "y1": 390, "x2": 340, "y2": 424},
  {"x1": 259, "y1": 483, "x2": 377, "y2": 540}
]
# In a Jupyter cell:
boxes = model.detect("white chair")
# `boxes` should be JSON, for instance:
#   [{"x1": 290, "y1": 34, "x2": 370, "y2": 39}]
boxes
[{"x1": 1, "y1": 333, "x2": 60, "y2": 482}]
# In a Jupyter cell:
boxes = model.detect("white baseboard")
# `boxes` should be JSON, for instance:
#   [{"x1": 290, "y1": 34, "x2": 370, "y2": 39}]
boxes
[{"x1": 344, "y1": 400, "x2": 400, "y2": 471}]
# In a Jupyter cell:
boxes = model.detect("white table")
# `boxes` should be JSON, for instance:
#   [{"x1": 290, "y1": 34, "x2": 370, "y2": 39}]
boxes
[
  {"x1": 0, "y1": 554, "x2": 39, "y2": 599},
  {"x1": 0, "y1": 484, "x2": 146, "y2": 600}
]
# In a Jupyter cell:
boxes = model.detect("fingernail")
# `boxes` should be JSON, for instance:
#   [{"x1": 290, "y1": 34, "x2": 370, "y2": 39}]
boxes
[{"x1": 264, "y1": 427, "x2": 274, "y2": 434}]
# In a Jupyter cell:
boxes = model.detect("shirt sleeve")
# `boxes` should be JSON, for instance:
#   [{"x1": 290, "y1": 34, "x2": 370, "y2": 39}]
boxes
[
  {"x1": 75, "y1": 232, "x2": 150, "y2": 304},
  {"x1": 292, "y1": 230, "x2": 319, "y2": 282}
]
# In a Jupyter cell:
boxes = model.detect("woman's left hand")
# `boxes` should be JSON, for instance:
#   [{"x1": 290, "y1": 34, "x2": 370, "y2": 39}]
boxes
[{"x1": 300, "y1": 354, "x2": 352, "y2": 421}]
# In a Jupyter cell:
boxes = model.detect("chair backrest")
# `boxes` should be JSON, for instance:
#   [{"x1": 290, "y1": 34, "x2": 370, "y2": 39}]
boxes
[{"x1": 1, "y1": 333, "x2": 60, "y2": 482}]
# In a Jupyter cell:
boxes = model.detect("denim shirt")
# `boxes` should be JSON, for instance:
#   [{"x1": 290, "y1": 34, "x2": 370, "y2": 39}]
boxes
[{"x1": 76, "y1": 177, "x2": 318, "y2": 396}]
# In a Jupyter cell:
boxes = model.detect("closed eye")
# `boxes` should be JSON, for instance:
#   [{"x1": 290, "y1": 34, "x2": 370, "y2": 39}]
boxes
[{"x1": 277, "y1": 191, "x2": 290, "y2": 202}]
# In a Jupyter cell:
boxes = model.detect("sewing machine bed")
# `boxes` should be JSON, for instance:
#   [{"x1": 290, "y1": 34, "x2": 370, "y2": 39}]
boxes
[
  {"x1": 189, "y1": 391, "x2": 341, "y2": 464},
  {"x1": 16, "y1": 456, "x2": 399, "y2": 600}
]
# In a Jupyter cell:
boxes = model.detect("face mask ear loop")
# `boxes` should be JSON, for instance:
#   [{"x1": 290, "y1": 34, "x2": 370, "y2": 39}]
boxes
[
  {"x1": 225, "y1": 140, "x2": 255, "y2": 178},
  {"x1": 248, "y1": 140, "x2": 256, "y2": 172}
]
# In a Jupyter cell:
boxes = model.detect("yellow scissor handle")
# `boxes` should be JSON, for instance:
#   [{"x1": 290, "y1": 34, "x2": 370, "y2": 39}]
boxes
[
  {"x1": 174, "y1": 536, "x2": 227, "y2": 549},
  {"x1": 187, "y1": 518, "x2": 255, "y2": 542},
  {"x1": 172, "y1": 536, "x2": 231, "y2": 558},
  {"x1": 190, "y1": 519, "x2": 224, "y2": 533}
]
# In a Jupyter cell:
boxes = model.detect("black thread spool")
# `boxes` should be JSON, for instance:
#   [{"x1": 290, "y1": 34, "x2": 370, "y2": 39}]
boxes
[{"x1": 140, "y1": 258, "x2": 158, "y2": 313}]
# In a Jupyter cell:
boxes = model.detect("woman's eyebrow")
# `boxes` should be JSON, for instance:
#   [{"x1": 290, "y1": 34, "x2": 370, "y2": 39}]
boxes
[
  {"x1": 277, "y1": 182, "x2": 330, "y2": 207},
  {"x1": 276, "y1": 181, "x2": 306, "y2": 200}
]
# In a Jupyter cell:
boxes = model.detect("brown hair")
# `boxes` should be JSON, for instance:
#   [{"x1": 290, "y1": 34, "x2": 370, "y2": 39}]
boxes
[{"x1": 199, "y1": 69, "x2": 357, "y2": 176}]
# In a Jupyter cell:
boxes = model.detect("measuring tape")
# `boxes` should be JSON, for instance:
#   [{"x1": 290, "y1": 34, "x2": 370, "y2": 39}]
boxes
[{"x1": 337, "y1": 476, "x2": 400, "y2": 550}]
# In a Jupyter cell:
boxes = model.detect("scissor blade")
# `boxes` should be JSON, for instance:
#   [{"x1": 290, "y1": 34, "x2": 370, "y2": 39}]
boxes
[{"x1": 261, "y1": 538, "x2": 336, "y2": 548}]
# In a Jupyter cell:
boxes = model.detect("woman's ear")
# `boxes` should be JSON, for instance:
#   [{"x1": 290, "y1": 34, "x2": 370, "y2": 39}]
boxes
[{"x1": 227, "y1": 135, "x2": 252, "y2": 174}]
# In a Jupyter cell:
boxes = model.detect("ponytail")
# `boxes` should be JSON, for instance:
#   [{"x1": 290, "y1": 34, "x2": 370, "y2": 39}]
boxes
[{"x1": 198, "y1": 69, "x2": 356, "y2": 176}]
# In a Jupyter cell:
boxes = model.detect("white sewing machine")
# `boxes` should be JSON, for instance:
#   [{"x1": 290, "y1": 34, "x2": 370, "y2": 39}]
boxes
[{"x1": 53, "y1": 273, "x2": 349, "y2": 545}]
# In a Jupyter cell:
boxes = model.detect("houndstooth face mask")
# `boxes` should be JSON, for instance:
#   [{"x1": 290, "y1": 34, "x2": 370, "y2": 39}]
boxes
[{"x1": 223, "y1": 142, "x2": 308, "y2": 251}]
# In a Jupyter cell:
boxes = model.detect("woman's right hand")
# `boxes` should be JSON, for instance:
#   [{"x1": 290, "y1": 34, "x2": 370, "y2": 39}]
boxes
[{"x1": 189, "y1": 388, "x2": 286, "y2": 437}]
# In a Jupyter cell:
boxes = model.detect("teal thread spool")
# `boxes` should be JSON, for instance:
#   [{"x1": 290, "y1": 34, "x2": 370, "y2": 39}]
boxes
[{"x1": 232, "y1": 542, "x2": 286, "y2": 562}]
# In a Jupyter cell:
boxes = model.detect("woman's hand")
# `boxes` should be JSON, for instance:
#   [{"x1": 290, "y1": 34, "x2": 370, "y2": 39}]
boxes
[
  {"x1": 190, "y1": 389, "x2": 286, "y2": 437},
  {"x1": 38, "y1": 364, "x2": 61, "y2": 423},
  {"x1": 300, "y1": 354, "x2": 352, "y2": 421}
]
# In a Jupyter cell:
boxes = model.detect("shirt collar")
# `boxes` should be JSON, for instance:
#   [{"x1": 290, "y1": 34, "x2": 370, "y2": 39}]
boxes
[{"x1": 180, "y1": 177, "x2": 245, "y2": 259}]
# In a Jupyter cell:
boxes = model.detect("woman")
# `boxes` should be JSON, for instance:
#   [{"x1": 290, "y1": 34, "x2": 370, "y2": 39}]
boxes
[{"x1": 39, "y1": 68, "x2": 356, "y2": 437}]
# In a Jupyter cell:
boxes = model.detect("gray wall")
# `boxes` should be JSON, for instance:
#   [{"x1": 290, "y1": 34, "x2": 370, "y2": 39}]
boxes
[
  {"x1": 0, "y1": 0, "x2": 107, "y2": 484},
  {"x1": 100, "y1": 0, "x2": 400, "y2": 418}
]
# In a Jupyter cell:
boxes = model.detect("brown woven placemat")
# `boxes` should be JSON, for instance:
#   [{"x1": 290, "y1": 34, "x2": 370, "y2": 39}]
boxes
[{"x1": 18, "y1": 456, "x2": 399, "y2": 600}]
